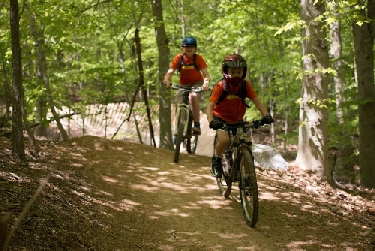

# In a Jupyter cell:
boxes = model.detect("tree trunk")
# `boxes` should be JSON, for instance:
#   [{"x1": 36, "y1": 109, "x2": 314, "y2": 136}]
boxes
[
  {"x1": 112, "y1": 36, "x2": 144, "y2": 141},
  {"x1": 0, "y1": 47, "x2": 11, "y2": 126},
  {"x1": 297, "y1": 0, "x2": 330, "y2": 180},
  {"x1": 329, "y1": 4, "x2": 355, "y2": 184},
  {"x1": 135, "y1": 28, "x2": 156, "y2": 147},
  {"x1": 26, "y1": 6, "x2": 69, "y2": 142},
  {"x1": 150, "y1": 0, "x2": 173, "y2": 150},
  {"x1": 180, "y1": 0, "x2": 185, "y2": 37},
  {"x1": 10, "y1": 0, "x2": 25, "y2": 160},
  {"x1": 353, "y1": 0, "x2": 375, "y2": 188}
]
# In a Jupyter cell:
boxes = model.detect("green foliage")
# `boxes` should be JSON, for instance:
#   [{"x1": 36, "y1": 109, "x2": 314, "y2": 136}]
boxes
[{"x1": 0, "y1": 0, "x2": 364, "y2": 157}]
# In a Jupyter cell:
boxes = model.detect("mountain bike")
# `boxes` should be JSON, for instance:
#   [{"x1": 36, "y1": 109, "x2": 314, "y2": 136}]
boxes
[
  {"x1": 171, "y1": 84, "x2": 203, "y2": 163},
  {"x1": 212, "y1": 120, "x2": 266, "y2": 228}
]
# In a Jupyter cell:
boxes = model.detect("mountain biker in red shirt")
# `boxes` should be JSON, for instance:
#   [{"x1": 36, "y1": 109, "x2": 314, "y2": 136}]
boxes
[
  {"x1": 207, "y1": 54, "x2": 273, "y2": 178},
  {"x1": 163, "y1": 36, "x2": 211, "y2": 135}
]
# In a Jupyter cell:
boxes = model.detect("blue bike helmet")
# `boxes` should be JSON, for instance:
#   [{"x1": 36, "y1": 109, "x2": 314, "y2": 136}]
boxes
[{"x1": 181, "y1": 36, "x2": 197, "y2": 47}]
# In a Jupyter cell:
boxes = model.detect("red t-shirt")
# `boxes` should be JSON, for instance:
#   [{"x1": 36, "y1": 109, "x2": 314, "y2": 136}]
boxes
[
  {"x1": 170, "y1": 54, "x2": 207, "y2": 85},
  {"x1": 209, "y1": 80, "x2": 258, "y2": 123}
]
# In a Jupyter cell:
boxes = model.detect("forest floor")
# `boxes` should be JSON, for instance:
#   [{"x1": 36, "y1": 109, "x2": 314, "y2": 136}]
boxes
[{"x1": 0, "y1": 135, "x2": 375, "y2": 250}]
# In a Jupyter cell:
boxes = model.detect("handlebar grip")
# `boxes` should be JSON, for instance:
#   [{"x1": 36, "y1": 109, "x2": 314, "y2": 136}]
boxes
[{"x1": 252, "y1": 120, "x2": 262, "y2": 129}]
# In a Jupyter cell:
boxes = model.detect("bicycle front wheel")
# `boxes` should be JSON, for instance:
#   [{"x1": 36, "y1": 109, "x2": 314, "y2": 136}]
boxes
[
  {"x1": 239, "y1": 149, "x2": 258, "y2": 228},
  {"x1": 174, "y1": 109, "x2": 186, "y2": 163},
  {"x1": 186, "y1": 113, "x2": 198, "y2": 154}
]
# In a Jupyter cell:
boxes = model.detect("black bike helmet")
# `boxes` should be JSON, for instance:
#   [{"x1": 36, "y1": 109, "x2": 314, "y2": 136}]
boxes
[
  {"x1": 181, "y1": 36, "x2": 198, "y2": 47},
  {"x1": 222, "y1": 54, "x2": 247, "y2": 79}
]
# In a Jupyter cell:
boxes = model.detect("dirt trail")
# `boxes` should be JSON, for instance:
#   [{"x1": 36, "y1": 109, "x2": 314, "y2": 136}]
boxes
[{"x1": 0, "y1": 136, "x2": 374, "y2": 250}]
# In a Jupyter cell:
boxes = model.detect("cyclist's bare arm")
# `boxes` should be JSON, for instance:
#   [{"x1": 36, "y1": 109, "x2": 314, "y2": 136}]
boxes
[
  {"x1": 163, "y1": 68, "x2": 175, "y2": 88},
  {"x1": 200, "y1": 68, "x2": 210, "y2": 91},
  {"x1": 206, "y1": 102, "x2": 215, "y2": 123},
  {"x1": 251, "y1": 97, "x2": 269, "y2": 116}
]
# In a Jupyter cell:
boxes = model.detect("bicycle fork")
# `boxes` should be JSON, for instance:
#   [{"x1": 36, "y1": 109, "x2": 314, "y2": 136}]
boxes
[{"x1": 174, "y1": 104, "x2": 190, "y2": 139}]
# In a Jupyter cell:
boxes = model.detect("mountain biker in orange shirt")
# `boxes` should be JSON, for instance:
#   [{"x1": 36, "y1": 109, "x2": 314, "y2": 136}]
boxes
[
  {"x1": 163, "y1": 36, "x2": 211, "y2": 135},
  {"x1": 207, "y1": 54, "x2": 273, "y2": 178}
]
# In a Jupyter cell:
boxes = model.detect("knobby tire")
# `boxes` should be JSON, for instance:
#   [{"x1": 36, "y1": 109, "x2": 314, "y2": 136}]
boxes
[
  {"x1": 174, "y1": 109, "x2": 186, "y2": 163},
  {"x1": 186, "y1": 112, "x2": 198, "y2": 154},
  {"x1": 239, "y1": 149, "x2": 259, "y2": 228}
]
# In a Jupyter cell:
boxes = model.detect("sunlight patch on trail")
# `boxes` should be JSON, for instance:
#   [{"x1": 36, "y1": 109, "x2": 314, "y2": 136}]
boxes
[
  {"x1": 286, "y1": 240, "x2": 322, "y2": 249},
  {"x1": 153, "y1": 208, "x2": 190, "y2": 218},
  {"x1": 116, "y1": 198, "x2": 141, "y2": 211},
  {"x1": 218, "y1": 233, "x2": 248, "y2": 239},
  {"x1": 181, "y1": 202, "x2": 202, "y2": 210},
  {"x1": 101, "y1": 175, "x2": 119, "y2": 183},
  {"x1": 142, "y1": 166, "x2": 159, "y2": 171},
  {"x1": 158, "y1": 171, "x2": 171, "y2": 175},
  {"x1": 130, "y1": 183, "x2": 159, "y2": 192},
  {"x1": 196, "y1": 196, "x2": 233, "y2": 209},
  {"x1": 259, "y1": 192, "x2": 280, "y2": 200}
]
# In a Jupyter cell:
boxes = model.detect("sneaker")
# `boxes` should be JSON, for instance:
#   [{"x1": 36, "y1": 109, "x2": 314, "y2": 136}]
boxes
[
  {"x1": 211, "y1": 156, "x2": 223, "y2": 178},
  {"x1": 192, "y1": 126, "x2": 201, "y2": 134},
  {"x1": 192, "y1": 122, "x2": 201, "y2": 135}
]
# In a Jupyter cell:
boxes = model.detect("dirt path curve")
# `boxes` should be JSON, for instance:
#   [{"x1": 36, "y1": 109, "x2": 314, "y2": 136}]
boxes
[{"x1": 2, "y1": 136, "x2": 374, "y2": 250}]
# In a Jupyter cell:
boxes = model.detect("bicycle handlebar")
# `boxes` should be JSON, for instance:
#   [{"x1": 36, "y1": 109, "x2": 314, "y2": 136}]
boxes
[
  {"x1": 221, "y1": 120, "x2": 266, "y2": 130},
  {"x1": 170, "y1": 84, "x2": 210, "y2": 93}
]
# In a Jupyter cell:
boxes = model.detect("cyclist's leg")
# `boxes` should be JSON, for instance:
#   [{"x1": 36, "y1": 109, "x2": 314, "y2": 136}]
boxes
[
  {"x1": 211, "y1": 129, "x2": 230, "y2": 178},
  {"x1": 211, "y1": 116, "x2": 230, "y2": 178},
  {"x1": 215, "y1": 130, "x2": 230, "y2": 157},
  {"x1": 189, "y1": 82, "x2": 203, "y2": 133}
]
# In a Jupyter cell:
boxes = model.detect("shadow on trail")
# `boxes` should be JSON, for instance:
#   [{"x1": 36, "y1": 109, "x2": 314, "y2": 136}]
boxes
[{"x1": 5, "y1": 136, "x2": 371, "y2": 250}]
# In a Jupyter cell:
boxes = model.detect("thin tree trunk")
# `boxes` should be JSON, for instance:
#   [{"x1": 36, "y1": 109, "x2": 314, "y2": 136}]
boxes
[
  {"x1": 180, "y1": 0, "x2": 185, "y2": 37},
  {"x1": 150, "y1": 0, "x2": 173, "y2": 150},
  {"x1": 10, "y1": 0, "x2": 25, "y2": 160},
  {"x1": 112, "y1": 38, "x2": 143, "y2": 141},
  {"x1": 34, "y1": 99, "x2": 48, "y2": 137},
  {"x1": 26, "y1": 6, "x2": 69, "y2": 142},
  {"x1": 135, "y1": 29, "x2": 156, "y2": 147},
  {"x1": 329, "y1": 4, "x2": 355, "y2": 184},
  {"x1": 267, "y1": 73, "x2": 275, "y2": 144},
  {"x1": 0, "y1": 47, "x2": 11, "y2": 125}
]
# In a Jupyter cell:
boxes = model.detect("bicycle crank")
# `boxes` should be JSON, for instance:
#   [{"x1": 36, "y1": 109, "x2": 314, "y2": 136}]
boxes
[{"x1": 223, "y1": 183, "x2": 232, "y2": 198}]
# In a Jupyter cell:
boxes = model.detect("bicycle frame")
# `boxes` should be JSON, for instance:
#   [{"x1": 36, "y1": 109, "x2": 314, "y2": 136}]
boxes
[
  {"x1": 223, "y1": 125, "x2": 253, "y2": 181},
  {"x1": 171, "y1": 84, "x2": 202, "y2": 162},
  {"x1": 214, "y1": 120, "x2": 263, "y2": 228},
  {"x1": 174, "y1": 99, "x2": 191, "y2": 141}
]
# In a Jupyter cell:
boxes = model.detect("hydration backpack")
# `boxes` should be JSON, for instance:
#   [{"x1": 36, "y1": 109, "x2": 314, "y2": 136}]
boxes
[
  {"x1": 213, "y1": 78, "x2": 250, "y2": 108},
  {"x1": 177, "y1": 54, "x2": 199, "y2": 73}
]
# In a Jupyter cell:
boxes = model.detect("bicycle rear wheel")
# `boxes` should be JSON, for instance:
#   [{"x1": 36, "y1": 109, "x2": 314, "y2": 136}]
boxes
[
  {"x1": 174, "y1": 109, "x2": 186, "y2": 163},
  {"x1": 239, "y1": 149, "x2": 258, "y2": 228}
]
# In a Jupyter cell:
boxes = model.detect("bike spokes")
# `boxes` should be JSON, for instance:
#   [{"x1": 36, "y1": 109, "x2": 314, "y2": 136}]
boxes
[
  {"x1": 174, "y1": 109, "x2": 186, "y2": 163},
  {"x1": 239, "y1": 151, "x2": 258, "y2": 228}
]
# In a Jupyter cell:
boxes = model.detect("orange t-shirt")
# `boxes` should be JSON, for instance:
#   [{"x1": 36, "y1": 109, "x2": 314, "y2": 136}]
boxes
[
  {"x1": 209, "y1": 80, "x2": 258, "y2": 123},
  {"x1": 170, "y1": 54, "x2": 207, "y2": 85}
]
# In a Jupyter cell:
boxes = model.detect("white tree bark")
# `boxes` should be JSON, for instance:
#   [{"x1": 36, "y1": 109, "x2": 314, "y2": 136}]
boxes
[{"x1": 297, "y1": 0, "x2": 330, "y2": 177}]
